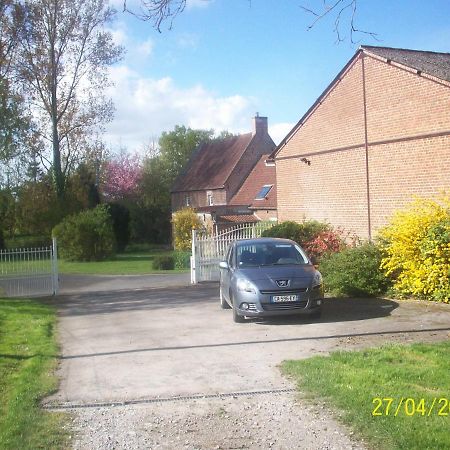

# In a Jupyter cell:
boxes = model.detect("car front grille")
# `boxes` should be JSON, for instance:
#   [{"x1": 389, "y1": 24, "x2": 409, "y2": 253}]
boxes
[
  {"x1": 259, "y1": 288, "x2": 308, "y2": 295},
  {"x1": 262, "y1": 300, "x2": 308, "y2": 311}
]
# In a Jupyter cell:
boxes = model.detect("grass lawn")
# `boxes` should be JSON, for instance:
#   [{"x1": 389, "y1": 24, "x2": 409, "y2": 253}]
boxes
[
  {"x1": 0, "y1": 298, "x2": 69, "y2": 450},
  {"x1": 282, "y1": 341, "x2": 450, "y2": 450},
  {"x1": 58, "y1": 246, "x2": 189, "y2": 275}
]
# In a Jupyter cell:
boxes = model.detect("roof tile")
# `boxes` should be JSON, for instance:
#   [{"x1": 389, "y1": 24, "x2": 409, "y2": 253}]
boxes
[
  {"x1": 172, "y1": 133, "x2": 253, "y2": 192},
  {"x1": 362, "y1": 46, "x2": 450, "y2": 82},
  {"x1": 218, "y1": 214, "x2": 258, "y2": 223}
]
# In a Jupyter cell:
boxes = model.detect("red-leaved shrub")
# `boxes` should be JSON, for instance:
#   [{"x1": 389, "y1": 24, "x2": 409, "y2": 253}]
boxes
[{"x1": 303, "y1": 229, "x2": 346, "y2": 261}]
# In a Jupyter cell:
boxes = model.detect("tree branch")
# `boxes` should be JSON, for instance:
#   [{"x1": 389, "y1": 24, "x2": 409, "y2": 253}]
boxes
[
  {"x1": 122, "y1": 0, "x2": 187, "y2": 31},
  {"x1": 300, "y1": 0, "x2": 378, "y2": 43}
]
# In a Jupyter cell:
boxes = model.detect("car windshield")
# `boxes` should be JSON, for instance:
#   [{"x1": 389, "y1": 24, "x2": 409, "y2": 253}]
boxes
[{"x1": 236, "y1": 242, "x2": 309, "y2": 267}]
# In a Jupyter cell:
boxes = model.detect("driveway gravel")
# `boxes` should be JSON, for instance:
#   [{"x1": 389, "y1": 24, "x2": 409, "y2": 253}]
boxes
[
  {"x1": 47, "y1": 282, "x2": 450, "y2": 449},
  {"x1": 70, "y1": 392, "x2": 365, "y2": 450}
]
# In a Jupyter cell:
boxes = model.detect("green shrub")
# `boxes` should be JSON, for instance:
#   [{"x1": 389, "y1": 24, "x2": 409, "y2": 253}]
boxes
[
  {"x1": 107, "y1": 203, "x2": 130, "y2": 252},
  {"x1": 261, "y1": 220, "x2": 330, "y2": 245},
  {"x1": 52, "y1": 205, "x2": 116, "y2": 261},
  {"x1": 129, "y1": 204, "x2": 172, "y2": 245},
  {"x1": 172, "y1": 207, "x2": 202, "y2": 251},
  {"x1": 320, "y1": 243, "x2": 391, "y2": 297},
  {"x1": 5, "y1": 235, "x2": 51, "y2": 249},
  {"x1": 379, "y1": 195, "x2": 450, "y2": 302},
  {"x1": 174, "y1": 250, "x2": 191, "y2": 269},
  {"x1": 152, "y1": 255, "x2": 175, "y2": 270}
]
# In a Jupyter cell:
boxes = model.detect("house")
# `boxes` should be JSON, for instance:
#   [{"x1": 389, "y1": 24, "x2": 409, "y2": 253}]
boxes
[
  {"x1": 171, "y1": 115, "x2": 276, "y2": 229},
  {"x1": 228, "y1": 154, "x2": 277, "y2": 223},
  {"x1": 273, "y1": 46, "x2": 450, "y2": 239}
]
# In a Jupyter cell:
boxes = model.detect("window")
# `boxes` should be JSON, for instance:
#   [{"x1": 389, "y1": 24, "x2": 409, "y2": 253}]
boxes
[
  {"x1": 255, "y1": 184, "x2": 273, "y2": 200},
  {"x1": 237, "y1": 242, "x2": 308, "y2": 267},
  {"x1": 227, "y1": 245, "x2": 234, "y2": 268},
  {"x1": 207, "y1": 192, "x2": 214, "y2": 206},
  {"x1": 185, "y1": 195, "x2": 191, "y2": 207}
]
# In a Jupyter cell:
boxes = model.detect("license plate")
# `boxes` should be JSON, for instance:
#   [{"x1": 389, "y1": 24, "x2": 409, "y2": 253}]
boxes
[{"x1": 272, "y1": 294, "x2": 299, "y2": 303}]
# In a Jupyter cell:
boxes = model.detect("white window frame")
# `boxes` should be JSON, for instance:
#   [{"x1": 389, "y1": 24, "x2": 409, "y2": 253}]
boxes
[{"x1": 255, "y1": 184, "x2": 273, "y2": 200}]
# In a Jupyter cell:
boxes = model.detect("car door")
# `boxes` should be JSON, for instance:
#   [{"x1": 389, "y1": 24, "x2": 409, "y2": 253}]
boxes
[{"x1": 220, "y1": 244, "x2": 234, "y2": 302}]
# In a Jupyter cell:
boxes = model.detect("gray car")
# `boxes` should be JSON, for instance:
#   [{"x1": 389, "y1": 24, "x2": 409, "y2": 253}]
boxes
[{"x1": 219, "y1": 237, "x2": 324, "y2": 323}]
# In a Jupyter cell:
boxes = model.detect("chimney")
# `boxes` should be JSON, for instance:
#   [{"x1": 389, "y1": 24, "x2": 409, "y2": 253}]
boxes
[{"x1": 252, "y1": 112, "x2": 268, "y2": 136}]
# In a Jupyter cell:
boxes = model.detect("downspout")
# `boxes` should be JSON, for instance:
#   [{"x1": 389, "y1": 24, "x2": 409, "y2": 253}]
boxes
[{"x1": 361, "y1": 53, "x2": 372, "y2": 241}]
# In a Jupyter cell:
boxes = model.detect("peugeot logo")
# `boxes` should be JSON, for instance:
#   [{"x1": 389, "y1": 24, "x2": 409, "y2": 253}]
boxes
[{"x1": 276, "y1": 279, "x2": 290, "y2": 288}]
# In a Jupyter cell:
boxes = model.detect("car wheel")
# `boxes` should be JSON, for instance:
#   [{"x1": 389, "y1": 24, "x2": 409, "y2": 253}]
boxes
[
  {"x1": 231, "y1": 294, "x2": 245, "y2": 323},
  {"x1": 220, "y1": 286, "x2": 231, "y2": 309}
]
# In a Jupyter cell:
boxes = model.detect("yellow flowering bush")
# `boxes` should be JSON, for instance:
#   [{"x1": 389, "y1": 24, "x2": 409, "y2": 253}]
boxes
[
  {"x1": 379, "y1": 195, "x2": 450, "y2": 302},
  {"x1": 172, "y1": 207, "x2": 202, "y2": 251}
]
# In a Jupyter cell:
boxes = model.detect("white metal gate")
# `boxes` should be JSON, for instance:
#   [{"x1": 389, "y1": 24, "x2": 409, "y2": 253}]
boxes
[
  {"x1": 0, "y1": 238, "x2": 59, "y2": 297},
  {"x1": 191, "y1": 222, "x2": 273, "y2": 283}
]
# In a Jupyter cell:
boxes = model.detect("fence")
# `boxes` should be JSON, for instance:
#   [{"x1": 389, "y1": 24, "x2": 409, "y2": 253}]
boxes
[
  {"x1": 191, "y1": 221, "x2": 273, "y2": 283},
  {"x1": 0, "y1": 238, "x2": 58, "y2": 297}
]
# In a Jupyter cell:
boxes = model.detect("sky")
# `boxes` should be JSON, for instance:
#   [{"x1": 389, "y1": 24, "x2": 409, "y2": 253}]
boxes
[{"x1": 103, "y1": 0, "x2": 450, "y2": 151}]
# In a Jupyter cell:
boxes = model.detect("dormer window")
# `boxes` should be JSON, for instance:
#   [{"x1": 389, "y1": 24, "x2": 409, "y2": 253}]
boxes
[
  {"x1": 255, "y1": 185, "x2": 273, "y2": 200},
  {"x1": 207, "y1": 191, "x2": 214, "y2": 206}
]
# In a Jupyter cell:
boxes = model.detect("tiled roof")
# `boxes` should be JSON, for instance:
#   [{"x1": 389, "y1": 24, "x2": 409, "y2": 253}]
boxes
[
  {"x1": 218, "y1": 214, "x2": 258, "y2": 223},
  {"x1": 171, "y1": 133, "x2": 253, "y2": 192},
  {"x1": 230, "y1": 155, "x2": 277, "y2": 209},
  {"x1": 362, "y1": 46, "x2": 450, "y2": 83}
]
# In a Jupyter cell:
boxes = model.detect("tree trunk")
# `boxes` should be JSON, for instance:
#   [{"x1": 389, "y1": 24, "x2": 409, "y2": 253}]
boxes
[
  {"x1": 49, "y1": 7, "x2": 64, "y2": 200},
  {"x1": 51, "y1": 108, "x2": 64, "y2": 198}
]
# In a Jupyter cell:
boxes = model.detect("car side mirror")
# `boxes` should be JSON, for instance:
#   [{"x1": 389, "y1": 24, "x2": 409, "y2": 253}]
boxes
[
  {"x1": 310, "y1": 256, "x2": 319, "y2": 268},
  {"x1": 219, "y1": 261, "x2": 229, "y2": 270}
]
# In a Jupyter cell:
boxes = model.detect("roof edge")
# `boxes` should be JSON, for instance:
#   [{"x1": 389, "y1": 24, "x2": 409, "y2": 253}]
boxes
[
  {"x1": 361, "y1": 45, "x2": 450, "y2": 57},
  {"x1": 271, "y1": 45, "x2": 450, "y2": 159},
  {"x1": 271, "y1": 48, "x2": 364, "y2": 159}
]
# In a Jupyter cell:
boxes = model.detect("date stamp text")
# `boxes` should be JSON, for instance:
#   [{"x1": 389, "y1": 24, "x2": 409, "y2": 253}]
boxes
[{"x1": 372, "y1": 397, "x2": 450, "y2": 417}]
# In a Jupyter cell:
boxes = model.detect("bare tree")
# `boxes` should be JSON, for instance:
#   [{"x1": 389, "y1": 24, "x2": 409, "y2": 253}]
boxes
[
  {"x1": 17, "y1": 0, "x2": 123, "y2": 199},
  {"x1": 122, "y1": 0, "x2": 187, "y2": 31},
  {"x1": 122, "y1": 0, "x2": 376, "y2": 42},
  {"x1": 0, "y1": 0, "x2": 29, "y2": 162},
  {"x1": 300, "y1": 0, "x2": 377, "y2": 43}
]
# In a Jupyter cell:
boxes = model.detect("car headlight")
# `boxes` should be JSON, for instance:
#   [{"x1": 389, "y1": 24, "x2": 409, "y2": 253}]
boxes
[
  {"x1": 312, "y1": 271, "x2": 323, "y2": 288},
  {"x1": 236, "y1": 278, "x2": 257, "y2": 293}
]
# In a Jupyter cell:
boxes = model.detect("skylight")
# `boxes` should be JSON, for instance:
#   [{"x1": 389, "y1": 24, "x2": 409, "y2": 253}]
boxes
[{"x1": 255, "y1": 185, "x2": 273, "y2": 200}]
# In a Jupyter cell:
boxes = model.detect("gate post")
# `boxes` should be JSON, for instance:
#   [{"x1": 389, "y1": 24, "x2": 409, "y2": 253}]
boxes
[
  {"x1": 191, "y1": 229, "x2": 197, "y2": 284},
  {"x1": 52, "y1": 237, "x2": 59, "y2": 295}
]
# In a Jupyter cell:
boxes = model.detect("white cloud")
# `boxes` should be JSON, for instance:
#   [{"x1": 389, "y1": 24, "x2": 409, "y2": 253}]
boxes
[
  {"x1": 186, "y1": 0, "x2": 213, "y2": 9},
  {"x1": 136, "y1": 38, "x2": 154, "y2": 57},
  {"x1": 109, "y1": 27, "x2": 128, "y2": 46},
  {"x1": 269, "y1": 122, "x2": 295, "y2": 145},
  {"x1": 177, "y1": 33, "x2": 199, "y2": 49},
  {"x1": 106, "y1": 21, "x2": 155, "y2": 63},
  {"x1": 105, "y1": 65, "x2": 256, "y2": 151}
]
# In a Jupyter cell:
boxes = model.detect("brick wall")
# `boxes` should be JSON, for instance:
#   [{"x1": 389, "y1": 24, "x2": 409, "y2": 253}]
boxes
[
  {"x1": 277, "y1": 147, "x2": 369, "y2": 237},
  {"x1": 276, "y1": 52, "x2": 450, "y2": 239},
  {"x1": 364, "y1": 56, "x2": 450, "y2": 141},
  {"x1": 369, "y1": 135, "x2": 450, "y2": 231},
  {"x1": 171, "y1": 188, "x2": 227, "y2": 212},
  {"x1": 253, "y1": 209, "x2": 278, "y2": 222}
]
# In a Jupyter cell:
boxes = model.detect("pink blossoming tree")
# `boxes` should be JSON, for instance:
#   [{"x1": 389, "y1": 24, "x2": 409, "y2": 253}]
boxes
[{"x1": 103, "y1": 152, "x2": 143, "y2": 200}]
